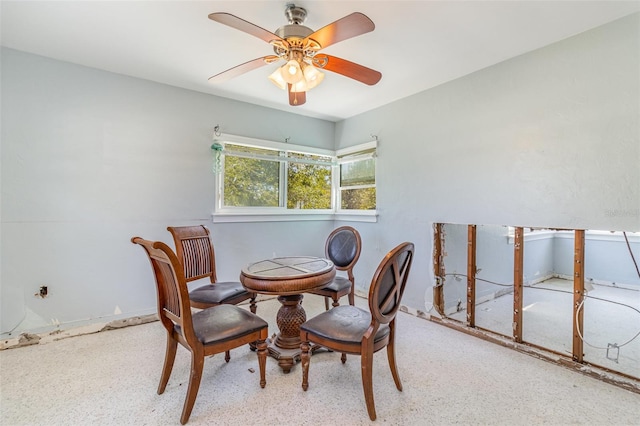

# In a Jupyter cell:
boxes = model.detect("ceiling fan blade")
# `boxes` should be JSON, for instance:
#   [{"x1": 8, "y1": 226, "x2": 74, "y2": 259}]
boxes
[
  {"x1": 208, "y1": 12, "x2": 287, "y2": 45},
  {"x1": 288, "y1": 84, "x2": 306, "y2": 106},
  {"x1": 315, "y1": 55, "x2": 382, "y2": 86},
  {"x1": 306, "y1": 12, "x2": 375, "y2": 49},
  {"x1": 209, "y1": 56, "x2": 280, "y2": 83}
]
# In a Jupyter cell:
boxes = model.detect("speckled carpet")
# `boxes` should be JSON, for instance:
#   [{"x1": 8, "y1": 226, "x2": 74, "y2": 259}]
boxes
[{"x1": 1, "y1": 295, "x2": 638, "y2": 425}]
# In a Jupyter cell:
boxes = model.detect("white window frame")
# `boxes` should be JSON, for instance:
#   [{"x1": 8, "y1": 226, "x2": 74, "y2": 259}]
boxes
[
  {"x1": 212, "y1": 134, "x2": 378, "y2": 223},
  {"x1": 335, "y1": 140, "x2": 377, "y2": 220}
]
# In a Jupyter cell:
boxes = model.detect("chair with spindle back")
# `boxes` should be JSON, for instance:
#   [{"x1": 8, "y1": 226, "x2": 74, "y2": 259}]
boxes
[
  {"x1": 167, "y1": 225, "x2": 257, "y2": 313},
  {"x1": 131, "y1": 236, "x2": 268, "y2": 425}
]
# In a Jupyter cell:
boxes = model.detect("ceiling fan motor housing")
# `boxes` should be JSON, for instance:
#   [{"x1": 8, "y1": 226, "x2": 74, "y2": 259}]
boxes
[
  {"x1": 273, "y1": 5, "x2": 316, "y2": 58},
  {"x1": 275, "y1": 24, "x2": 313, "y2": 39},
  {"x1": 276, "y1": 5, "x2": 313, "y2": 39}
]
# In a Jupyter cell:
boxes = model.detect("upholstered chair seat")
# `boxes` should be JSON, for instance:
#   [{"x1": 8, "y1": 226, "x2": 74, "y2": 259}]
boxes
[
  {"x1": 300, "y1": 305, "x2": 390, "y2": 345},
  {"x1": 188, "y1": 281, "x2": 251, "y2": 306}
]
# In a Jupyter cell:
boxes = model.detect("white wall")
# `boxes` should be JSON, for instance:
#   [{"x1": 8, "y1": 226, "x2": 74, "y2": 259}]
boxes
[
  {"x1": 0, "y1": 48, "x2": 334, "y2": 333},
  {"x1": 554, "y1": 233, "x2": 640, "y2": 287},
  {"x1": 2, "y1": 13, "x2": 639, "y2": 334},
  {"x1": 336, "y1": 13, "x2": 639, "y2": 312}
]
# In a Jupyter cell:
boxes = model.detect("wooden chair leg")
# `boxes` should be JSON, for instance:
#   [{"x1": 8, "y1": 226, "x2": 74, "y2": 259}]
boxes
[
  {"x1": 361, "y1": 350, "x2": 377, "y2": 421},
  {"x1": 180, "y1": 350, "x2": 204, "y2": 425},
  {"x1": 225, "y1": 350, "x2": 231, "y2": 362},
  {"x1": 301, "y1": 340, "x2": 310, "y2": 391},
  {"x1": 387, "y1": 331, "x2": 402, "y2": 391},
  {"x1": 250, "y1": 294, "x2": 257, "y2": 314},
  {"x1": 323, "y1": 296, "x2": 330, "y2": 311},
  {"x1": 341, "y1": 353, "x2": 347, "y2": 363},
  {"x1": 256, "y1": 339, "x2": 267, "y2": 388},
  {"x1": 348, "y1": 286, "x2": 355, "y2": 306},
  {"x1": 158, "y1": 333, "x2": 178, "y2": 395},
  {"x1": 331, "y1": 296, "x2": 340, "y2": 308}
]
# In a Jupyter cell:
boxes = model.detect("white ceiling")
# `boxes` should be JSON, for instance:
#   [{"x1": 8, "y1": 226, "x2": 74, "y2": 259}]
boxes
[{"x1": 2, "y1": 1, "x2": 639, "y2": 122}]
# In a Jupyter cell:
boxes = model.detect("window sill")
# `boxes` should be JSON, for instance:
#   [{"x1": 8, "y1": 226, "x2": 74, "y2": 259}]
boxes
[
  {"x1": 507, "y1": 229, "x2": 640, "y2": 244},
  {"x1": 212, "y1": 210, "x2": 378, "y2": 223},
  {"x1": 334, "y1": 210, "x2": 378, "y2": 223},
  {"x1": 507, "y1": 229, "x2": 556, "y2": 244},
  {"x1": 555, "y1": 230, "x2": 640, "y2": 242}
]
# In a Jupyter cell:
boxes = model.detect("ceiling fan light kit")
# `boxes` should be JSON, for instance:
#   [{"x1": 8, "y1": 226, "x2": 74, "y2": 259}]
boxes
[
  {"x1": 302, "y1": 63, "x2": 324, "y2": 89},
  {"x1": 208, "y1": 3, "x2": 382, "y2": 106},
  {"x1": 268, "y1": 67, "x2": 287, "y2": 90},
  {"x1": 282, "y1": 58, "x2": 304, "y2": 84}
]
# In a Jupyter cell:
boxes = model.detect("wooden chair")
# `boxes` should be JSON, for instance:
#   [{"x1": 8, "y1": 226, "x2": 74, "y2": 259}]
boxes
[
  {"x1": 167, "y1": 225, "x2": 257, "y2": 313},
  {"x1": 131, "y1": 237, "x2": 268, "y2": 425},
  {"x1": 308, "y1": 226, "x2": 362, "y2": 310},
  {"x1": 300, "y1": 242, "x2": 414, "y2": 421}
]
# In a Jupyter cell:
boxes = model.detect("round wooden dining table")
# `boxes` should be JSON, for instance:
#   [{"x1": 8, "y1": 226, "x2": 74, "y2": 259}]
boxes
[{"x1": 240, "y1": 256, "x2": 335, "y2": 373}]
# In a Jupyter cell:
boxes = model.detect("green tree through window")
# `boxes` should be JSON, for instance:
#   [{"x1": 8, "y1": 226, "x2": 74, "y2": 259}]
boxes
[
  {"x1": 224, "y1": 156, "x2": 279, "y2": 207},
  {"x1": 339, "y1": 154, "x2": 376, "y2": 210},
  {"x1": 287, "y1": 161, "x2": 332, "y2": 209},
  {"x1": 217, "y1": 139, "x2": 375, "y2": 214}
]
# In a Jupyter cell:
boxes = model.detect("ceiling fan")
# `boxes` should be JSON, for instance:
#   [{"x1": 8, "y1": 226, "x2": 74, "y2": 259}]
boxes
[{"x1": 208, "y1": 3, "x2": 382, "y2": 106}]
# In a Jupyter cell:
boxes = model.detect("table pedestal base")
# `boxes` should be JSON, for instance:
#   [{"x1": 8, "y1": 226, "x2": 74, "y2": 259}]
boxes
[
  {"x1": 267, "y1": 294, "x2": 304, "y2": 373},
  {"x1": 240, "y1": 256, "x2": 336, "y2": 373},
  {"x1": 265, "y1": 294, "x2": 326, "y2": 373},
  {"x1": 266, "y1": 337, "x2": 300, "y2": 373},
  {"x1": 266, "y1": 336, "x2": 326, "y2": 373}
]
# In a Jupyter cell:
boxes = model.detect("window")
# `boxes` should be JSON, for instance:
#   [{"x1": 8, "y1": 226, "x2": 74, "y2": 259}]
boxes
[
  {"x1": 214, "y1": 134, "x2": 376, "y2": 222},
  {"x1": 337, "y1": 142, "x2": 377, "y2": 211},
  {"x1": 287, "y1": 152, "x2": 332, "y2": 209},
  {"x1": 223, "y1": 144, "x2": 281, "y2": 207}
]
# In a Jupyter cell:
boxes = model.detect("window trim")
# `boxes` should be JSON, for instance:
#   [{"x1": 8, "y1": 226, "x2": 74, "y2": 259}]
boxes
[
  {"x1": 218, "y1": 133, "x2": 335, "y2": 157},
  {"x1": 336, "y1": 141, "x2": 377, "y2": 213},
  {"x1": 212, "y1": 134, "x2": 377, "y2": 223}
]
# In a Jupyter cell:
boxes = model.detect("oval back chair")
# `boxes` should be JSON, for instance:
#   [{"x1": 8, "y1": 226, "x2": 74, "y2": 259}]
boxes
[
  {"x1": 308, "y1": 226, "x2": 362, "y2": 310},
  {"x1": 300, "y1": 241, "x2": 414, "y2": 421}
]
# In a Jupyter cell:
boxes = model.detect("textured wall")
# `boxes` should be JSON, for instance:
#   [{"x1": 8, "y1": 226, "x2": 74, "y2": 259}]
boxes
[
  {"x1": 336, "y1": 13, "x2": 639, "y2": 312},
  {"x1": 2, "y1": 13, "x2": 638, "y2": 333},
  {"x1": 0, "y1": 48, "x2": 334, "y2": 333}
]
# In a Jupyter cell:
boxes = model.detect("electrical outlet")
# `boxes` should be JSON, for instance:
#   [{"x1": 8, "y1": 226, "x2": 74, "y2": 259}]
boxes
[{"x1": 38, "y1": 286, "x2": 48, "y2": 298}]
